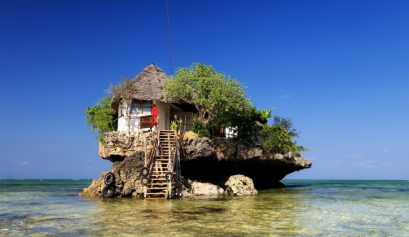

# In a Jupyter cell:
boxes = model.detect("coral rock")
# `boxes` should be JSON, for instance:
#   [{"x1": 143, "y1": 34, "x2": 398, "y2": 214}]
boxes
[{"x1": 225, "y1": 175, "x2": 257, "y2": 196}]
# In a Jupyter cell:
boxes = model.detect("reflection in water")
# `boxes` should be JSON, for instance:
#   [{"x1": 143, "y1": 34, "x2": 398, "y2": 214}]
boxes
[{"x1": 1, "y1": 180, "x2": 409, "y2": 236}]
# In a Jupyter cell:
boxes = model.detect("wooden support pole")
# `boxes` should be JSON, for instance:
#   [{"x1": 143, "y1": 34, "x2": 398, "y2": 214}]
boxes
[{"x1": 144, "y1": 136, "x2": 147, "y2": 167}]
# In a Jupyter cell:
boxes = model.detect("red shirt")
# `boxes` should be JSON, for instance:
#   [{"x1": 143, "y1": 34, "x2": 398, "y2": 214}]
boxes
[{"x1": 151, "y1": 106, "x2": 159, "y2": 125}]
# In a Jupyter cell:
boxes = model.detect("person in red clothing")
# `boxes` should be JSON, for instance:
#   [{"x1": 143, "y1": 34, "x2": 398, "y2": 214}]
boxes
[{"x1": 151, "y1": 103, "x2": 159, "y2": 131}]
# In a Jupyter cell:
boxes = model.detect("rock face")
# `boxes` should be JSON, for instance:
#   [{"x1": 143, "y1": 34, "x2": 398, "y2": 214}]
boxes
[
  {"x1": 79, "y1": 173, "x2": 106, "y2": 198},
  {"x1": 188, "y1": 181, "x2": 225, "y2": 196},
  {"x1": 81, "y1": 131, "x2": 312, "y2": 198},
  {"x1": 225, "y1": 175, "x2": 257, "y2": 196},
  {"x1": 180, "y1": 135, "x2": 312, "y2": 189},
  {"x1": 99, "y1": 132, "x2": 154, "y2": 161},
  {"x1": 80, "y1": 155, "x2": 145, "y2": 198}
]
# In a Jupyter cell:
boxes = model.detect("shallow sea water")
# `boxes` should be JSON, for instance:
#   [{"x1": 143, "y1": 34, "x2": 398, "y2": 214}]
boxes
[{"x1": 0, "y1": 179, "x2": 408, "y2": 236}]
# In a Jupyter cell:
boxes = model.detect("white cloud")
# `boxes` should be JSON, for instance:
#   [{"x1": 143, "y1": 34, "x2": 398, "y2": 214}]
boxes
[
  {"x1": 350, "y1": 159, "x2": 376, "y2": 169},
  {"x1": 19, "y1": 161, "x2": 30, "y2": 166},
  {"x1": 281, "y1": 94, "x2": 291, "y2": 100},
  {"x1": 347, "y1": 153, "x2": 364, "y2": 159}
]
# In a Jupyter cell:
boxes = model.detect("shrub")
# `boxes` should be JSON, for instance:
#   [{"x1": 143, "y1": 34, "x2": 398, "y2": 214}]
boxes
[
  {"x1": 260, "y1": 116, "x2": 307, "y2": 157},
  {"x1": 85, "y1": 96, "x2": 116, "y2": 141},
  {"x1": 165, "y1": 63, "x2": 252, "y2": 137}
]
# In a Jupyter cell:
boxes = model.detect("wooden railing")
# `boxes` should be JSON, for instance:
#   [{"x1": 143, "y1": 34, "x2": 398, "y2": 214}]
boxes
[
  {"x1": 172, "y1": 139, "x2": 182, "y2": 197},
  {"x1": 143, "y1": 135, "x2": 158, "y2": 181}
]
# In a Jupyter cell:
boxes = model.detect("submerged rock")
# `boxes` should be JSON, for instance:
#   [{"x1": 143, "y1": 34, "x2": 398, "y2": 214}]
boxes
[
  {"x1": 79, "y1": 173, "x2": 106, "y2": 198},
  {"x1": 225, "y1": 175, "x2": 257, "y2": 196},
  {"x1": 188, "y1": 181, "x2": 225, "y2": 196}
]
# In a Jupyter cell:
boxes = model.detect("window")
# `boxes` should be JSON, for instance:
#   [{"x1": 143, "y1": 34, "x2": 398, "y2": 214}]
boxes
[
  {"x1": 130, "y1": 100, "x2": 152, "y2": 115},
  {"x1": 131, "y1": 100, "x2": 139, "y2": 114},
  {"x1": 142, "y1": 101, "x2": 152, "y2": 114}
]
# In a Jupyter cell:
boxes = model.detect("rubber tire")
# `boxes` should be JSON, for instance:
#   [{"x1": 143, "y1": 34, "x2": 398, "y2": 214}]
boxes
[
  {"x1": 102, "y1": 185, "x2": 115, "y2": 198},
  {"x1": 141, "y1": 167, "x2": 149, "y2": 177},
  {"x1": 104, "y1": 172, "x2": 116, "y2": 186},
  {"x1": 141, "y1": 177, "x2": 150, "y2": 186},
  {"x1": 165, "y1": 172, "x2": 173, "y2": 182}
]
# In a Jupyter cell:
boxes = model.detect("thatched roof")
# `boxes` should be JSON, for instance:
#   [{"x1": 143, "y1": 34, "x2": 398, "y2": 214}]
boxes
[
  {"x1": 129, "y1": 64, "x2": 168, "y2": 101},
  {"x1": 111, "y1": 64, "x2": 169, "y2": 108}
]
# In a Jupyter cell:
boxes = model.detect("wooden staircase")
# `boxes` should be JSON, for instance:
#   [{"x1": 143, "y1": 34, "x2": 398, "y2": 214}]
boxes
[{"x1": 144, "y1": 130, "x2": 177, "y2": 199}]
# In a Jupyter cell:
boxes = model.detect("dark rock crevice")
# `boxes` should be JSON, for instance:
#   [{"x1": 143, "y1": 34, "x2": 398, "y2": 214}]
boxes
[{"x1": 80, "y1": 132, "x2": 311, "y2": 198}]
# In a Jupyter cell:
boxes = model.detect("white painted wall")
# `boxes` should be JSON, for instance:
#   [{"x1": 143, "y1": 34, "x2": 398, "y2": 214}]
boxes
[
  {"x1": 225, "y1": 127, "x2": 238, "y2": 138},
  {"x1": 118, "y1": 100, "x2": 130, "y2": 132},
  {"x1": 156, "y1": 101, "x2": 170, "y2": 130},
  {"x1": 117, "y1": 100, "x2": 155, "y2": 132},
  {"x1": 117, "y1": 99, "x2": 173, "y2": 132}
]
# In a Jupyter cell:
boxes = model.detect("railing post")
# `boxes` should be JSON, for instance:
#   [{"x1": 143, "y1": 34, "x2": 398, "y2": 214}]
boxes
[{"x1": 144, "y1": 136, "x2": 147, "y2": 167}]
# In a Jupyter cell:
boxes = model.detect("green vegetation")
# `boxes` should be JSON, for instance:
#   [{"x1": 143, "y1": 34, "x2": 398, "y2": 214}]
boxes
[
  {"x1": 85, "y1": 96, "x2": 116, "y2": 141},
  {"x1": 86, "y1": 63, "x2": 307, "y2": 156},
  {"x1": 165, "y1": 63, "x2": 254, "y2": 137},
  {"x1": 260, "y1": 116, "x2": 307, "y2": 157},
  {"x1": 166, "y1": 63, "x2": 307, "y2": 156}
]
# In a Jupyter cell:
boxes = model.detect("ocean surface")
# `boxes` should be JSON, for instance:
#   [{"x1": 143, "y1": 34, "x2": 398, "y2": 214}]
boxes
[{"x1": 0, "y1": 180, "x2": 408, "y2": 237}]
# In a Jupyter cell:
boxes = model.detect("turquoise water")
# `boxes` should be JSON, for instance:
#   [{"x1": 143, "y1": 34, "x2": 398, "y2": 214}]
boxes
[{"x1": 0, "y1": 180, "x2": 408, "y2": 236}]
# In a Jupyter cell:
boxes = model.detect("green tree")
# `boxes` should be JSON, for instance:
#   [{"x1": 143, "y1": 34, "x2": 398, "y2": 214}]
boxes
[
  {"x1": 165, "y1": 63, "x2": 251, "y2": 136},
  {"x1": 260, "y1": 116, "x2": 307, "y2": 157},
  {"x1": 85, "y1": 96, "x2": 116, "y2": 141}
]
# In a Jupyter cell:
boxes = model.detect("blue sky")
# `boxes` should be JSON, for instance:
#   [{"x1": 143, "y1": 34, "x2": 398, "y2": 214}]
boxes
[{"x1": 0, "y1": 0, "x2": 408, "y2": 179}]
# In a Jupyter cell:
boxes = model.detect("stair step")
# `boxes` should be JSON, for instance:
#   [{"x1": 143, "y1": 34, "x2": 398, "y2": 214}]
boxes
[{"x1": 144, "y1": 130, "x2": 177, "y2": 200}]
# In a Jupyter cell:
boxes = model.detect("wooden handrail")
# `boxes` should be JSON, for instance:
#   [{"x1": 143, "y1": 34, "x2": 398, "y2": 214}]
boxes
[{"x1": 144, "y1": 134, "x2": 158, "y2": 180}]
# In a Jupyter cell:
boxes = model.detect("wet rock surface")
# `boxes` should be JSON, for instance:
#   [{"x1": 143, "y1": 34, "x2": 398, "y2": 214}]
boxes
[
  {"x1": 81, "y1": 131, "x2": 312, "y2": 198},
  {"x1": 225, "y1": 175, "x2": 257, "y2": 196},
  {"x1": 188, "y1": 181, "x2": 225, "y2": 196},
  {"x1": 80, "y1": 155, "x2": 145, "y2": 198},
  {"x1": 181, "y1": 134, "x2": 311, "y2": 189}
]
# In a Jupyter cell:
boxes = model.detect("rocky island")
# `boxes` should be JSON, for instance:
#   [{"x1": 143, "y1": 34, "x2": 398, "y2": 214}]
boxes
[{"x1": 80, "y1": 64, "x2": 311, "y2": 199}]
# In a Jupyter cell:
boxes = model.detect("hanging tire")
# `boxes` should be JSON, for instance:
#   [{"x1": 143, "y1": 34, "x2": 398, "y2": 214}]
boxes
[
  {"x1": 141, "y1": 177, "x2": 150, "y2": 186},
  {"x1": 141, "y1": 167, "x2": 149, "y2": 177},
  {"x1": 165, "y1": 172, "x2": 173, "y2": 182},
  {"x1": 102, "y1": 185, "x2": 115, "y2": 198},
  {"x1": 104, "y1": 172, "x2": 116, "y2": 186}
]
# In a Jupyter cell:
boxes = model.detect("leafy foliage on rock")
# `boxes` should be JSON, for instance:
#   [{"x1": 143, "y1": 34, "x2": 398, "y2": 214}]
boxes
[
  {"x1": 85, "y1": 96, "x2": 116, "y2": 141},
  {"x1": 260, "y1": 116, "x2": 307, "y2": 157},
  {"x1": 165, "y1": 63, "x2": 254, "y2": 137}
]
